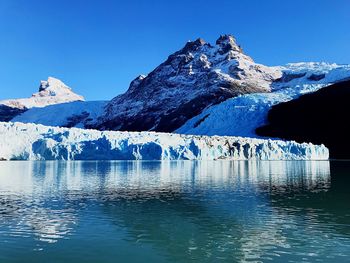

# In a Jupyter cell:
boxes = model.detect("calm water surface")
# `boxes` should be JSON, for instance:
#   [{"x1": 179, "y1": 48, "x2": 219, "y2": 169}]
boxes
[{"x1": 0, "y1": 161, "x2": 349, "y2": 263}]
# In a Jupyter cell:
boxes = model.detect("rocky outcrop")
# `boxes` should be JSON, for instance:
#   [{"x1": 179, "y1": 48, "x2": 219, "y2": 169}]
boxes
[
  {"x1": 0, "y1": 105, "x2": 26, "y2": 122},
  {"x1": 256, "y1": 80, "x2": 350, "y2": 159}
]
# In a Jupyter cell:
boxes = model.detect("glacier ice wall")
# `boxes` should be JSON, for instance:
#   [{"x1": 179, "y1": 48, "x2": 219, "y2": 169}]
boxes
[{"x1": 0, "y1": 122, "x2": 329, "y2": 161}]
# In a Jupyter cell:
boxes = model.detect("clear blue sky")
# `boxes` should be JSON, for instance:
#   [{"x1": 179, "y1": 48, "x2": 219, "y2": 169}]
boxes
[{"x1": 0, "y1": 0, "x2": 349, "y2": 100}]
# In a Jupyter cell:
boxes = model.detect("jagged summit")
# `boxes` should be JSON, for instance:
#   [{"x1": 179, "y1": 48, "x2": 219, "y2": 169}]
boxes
[
  {"x1": 216, "y1": 34, "x2": 242, "y2": 53},
  {"x1": 168, "y1": 35, "x2": 243, "y2": 63},
  {"x1": 0, "y1": 77, "x2": 84, "y2": 110},
  {"x1": 128, "y1": 75, "x2": 146, "y2": 93},
  {"x1": 38, "y1": 77, "x2": 71, "y2": 92},
  {"x1": 181, "y1": 38, "x2": 207, "y2": 52},
  {"x1": 192, "y1": 37, "x2": 206, "y2": 45},
  {"x1": 180, "y1": 35, "x2": 242, "y2": 55},
  {"x1": 96, "y1": 34, "x2": 282, "y2": 132},
  {"x1": 34, "y1": 77, "x2": 83, "y2": 101}
]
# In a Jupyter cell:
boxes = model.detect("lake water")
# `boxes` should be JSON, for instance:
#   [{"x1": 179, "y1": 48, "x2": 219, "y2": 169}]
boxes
[{"x1": 0, "y1": 161, "x2": 349, "y2": 263}]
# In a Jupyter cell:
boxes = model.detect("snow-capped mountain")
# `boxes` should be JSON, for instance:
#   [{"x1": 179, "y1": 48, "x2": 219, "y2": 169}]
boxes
[
  {"x1": 95, "y1": 35, "x2": 282, "y2": 132},
  {"x1": 0, "y1": 77, "x2": 108, "y2": 128},
  {"x1": 95, "y1": 35, "x2": 350, "y2": 134},
  {"x1": 0, "y1": 77, "x2": 84, "y2": 121},
  {"x1": 1, "y1": 77, "x2": 84, "y2": 109}
]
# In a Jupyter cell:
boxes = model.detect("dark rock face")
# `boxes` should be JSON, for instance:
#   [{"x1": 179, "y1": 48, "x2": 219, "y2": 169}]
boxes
[
  {"x1": 307, "y1": 73, "x2": 325, "y2": 81},
  {"x1": 216, "y1": 34, "x2": 242, "y2": 53},
  {"x1": 275, "y1": 72, "x2": 307, "y2": 83},
  {"x1": 256, "y1": 80, "x2": 350, "y2": 159},
  {"x1": 96, "y1": 35, "x2": 280, "y2": 132},
  {"x1": 65, "y1": 111, "x2": 91, "y2": 128},
  {"x1": 0, "y1": 105, "x2": 26, "y2": 122}
]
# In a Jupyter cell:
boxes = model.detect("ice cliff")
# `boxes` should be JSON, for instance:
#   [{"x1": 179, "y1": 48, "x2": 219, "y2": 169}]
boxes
[{"x1": 0, "y1": 122, "x2": 328, "y2": 161}]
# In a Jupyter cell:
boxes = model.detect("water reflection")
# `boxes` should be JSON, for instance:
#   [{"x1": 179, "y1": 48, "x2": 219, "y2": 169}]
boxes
[{"x1": 0, "y1": 160, "x2": 349, "y2": 262}]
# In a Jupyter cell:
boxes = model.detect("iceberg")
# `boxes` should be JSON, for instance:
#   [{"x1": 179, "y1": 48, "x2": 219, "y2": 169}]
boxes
[{"x1": 0, "y1": 122, "x2": 328, "y2": 161}]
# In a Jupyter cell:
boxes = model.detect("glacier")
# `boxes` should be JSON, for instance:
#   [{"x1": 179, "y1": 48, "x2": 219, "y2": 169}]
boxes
[
  {"x1": 176, "y1": 62, "x2": 350, "y2": 137},
  {"x1": 12, "y1": 101, "x2": 108, "y2": 128},
  {"x1": 0, "y1": 122, "x2": 328, "y2": 161}
]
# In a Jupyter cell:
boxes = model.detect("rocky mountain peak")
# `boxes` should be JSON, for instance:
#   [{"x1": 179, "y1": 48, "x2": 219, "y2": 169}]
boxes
[
  {"x1": 0, "y1": 77, "x2": 85, "y2": 112},
  {"x1": 34, "y1": 77, "x2": 84, "y2": 101},
  {"x1": 216, "y1": 34, "x2": 242, "y2": 53},
  {"x1": 97, "y1": 34, "x2": 282, "y2": 132},
  {"x1": 128, "y1": 75, "x2": 146, "y2": 93},
  {"x1": 39, "y1": 77, "x2": 70, "y2": 92},
  {"x1": 177, "y1": 38, "x2": 208, "y2": 55}
]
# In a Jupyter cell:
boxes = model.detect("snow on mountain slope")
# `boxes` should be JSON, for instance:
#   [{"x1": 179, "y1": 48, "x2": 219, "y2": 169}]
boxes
[
  {"x1": 0, "y1": 122, "x2": 328, "y2": 161},
  {"x1": 176, "y1": 62, "x2": 350, "y2": 137},
  {"x1": 0, "y1": 77, "x2": 84, "y2": 110},
  {"x1": 12, "y1": 101, "x2": 108, "y2": 128},
  {"x1": 95, "y1": 35, "x2": 282, "y2": 132}
]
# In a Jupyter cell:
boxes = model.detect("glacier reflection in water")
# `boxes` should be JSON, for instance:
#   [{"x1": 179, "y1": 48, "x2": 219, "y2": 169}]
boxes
[{"x1": 0, "y1": 160, "x2": 349, "y2": 263}]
